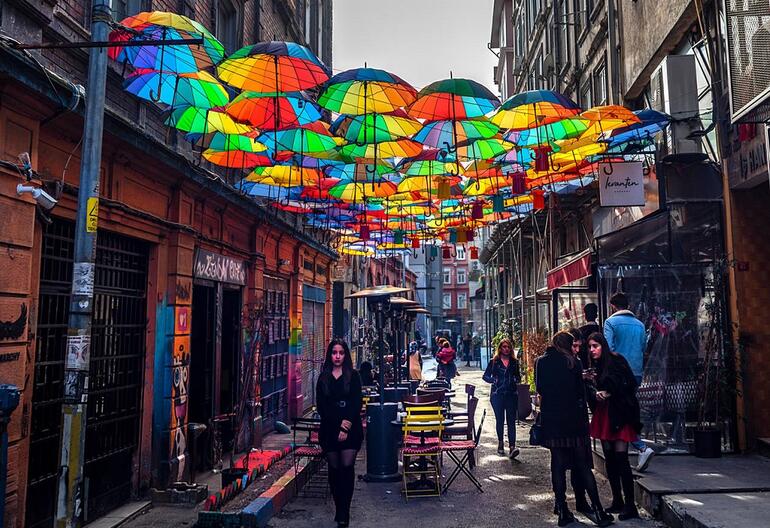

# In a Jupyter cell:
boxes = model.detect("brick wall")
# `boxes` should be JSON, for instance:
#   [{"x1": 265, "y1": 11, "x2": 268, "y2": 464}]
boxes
[{"x1": 730, "y1": 184, "x2": 770, "y2": 443}]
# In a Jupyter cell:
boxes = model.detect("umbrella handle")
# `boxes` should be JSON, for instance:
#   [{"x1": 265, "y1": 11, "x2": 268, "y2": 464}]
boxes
[
  {"x1": 365, "y1": 163, "x2": 377, "y2": 175},
  {"x1": 149, "y1": 28, "x2": 167, "y2": 102},
  {"x1": 602, "y1": 160, "x2": 615, "y2": 175}
]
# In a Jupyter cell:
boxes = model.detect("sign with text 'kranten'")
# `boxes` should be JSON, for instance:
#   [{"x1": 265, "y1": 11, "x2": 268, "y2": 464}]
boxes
[
  {"x1": 598, "y1": 161, "x2": 645, "y2": 207},
  {"x1": 194, "y1": 248, "x2": 247, "y2": 285}
]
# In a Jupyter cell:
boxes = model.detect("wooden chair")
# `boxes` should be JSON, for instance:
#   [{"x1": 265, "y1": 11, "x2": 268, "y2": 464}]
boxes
[
  {"x1": 401, "y1": 406, "x2": 444, "y2": 500},
  {"x1": 444, "y1": 396, "x2": 478, "y2": 440},
  {"x1": 442, "y1": 410, "x2": 486, "y2": 494}
]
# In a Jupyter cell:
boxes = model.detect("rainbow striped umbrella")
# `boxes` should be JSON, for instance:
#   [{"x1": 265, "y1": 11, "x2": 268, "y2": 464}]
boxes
[
  {"x1": 408, "y1": 78, "x2": 500, "y2": 120},
  {"x1": 318, "y1": 68, "x2": 417, "y2": 115}
]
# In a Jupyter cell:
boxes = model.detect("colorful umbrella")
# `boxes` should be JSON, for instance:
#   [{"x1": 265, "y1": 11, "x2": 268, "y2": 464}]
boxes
[
  {"x1": 123, "y1": 70, "x2": 230, "y2": 108},
  {"x1": 225, "y1": 92, "x2": 322, "y2": 129},
  {"x1": 217, "y1": 41, "x2": 329, "y2": 92},
  {"x1": 408, "y1": 78, "x2": 500, "y2": 120},
  {"x1": 318, "y1": 68, "x2": 417, "y2": 115},
  {"x1": 338, "y1": 139, "x2": 423, "y2": 161},
  {"x1": 412, "y1": 118, "x2": 499, "y2": 149},
  {"x1": 110, "y1": 11, "x2": 225, "y2": 74},
  {"x1": 492, "y1": 90, "x2": 580, "y2": 130},
  {"x1": 329, "y1": 181, "x2": 399, "y2": 201},
  {"x1": 330, "y1": 111, "x2": 422, "y2": 143},
  {"x1": 166, "y1": 106, "x2": 252, "y2": 134},
  {"x1": 258, "y1": 127, "x2": 339, "y2": 154}
]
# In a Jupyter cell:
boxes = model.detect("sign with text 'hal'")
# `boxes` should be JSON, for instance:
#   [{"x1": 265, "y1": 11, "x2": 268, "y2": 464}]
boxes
[
  {"x1": 598, "y1": 161, "x2": 645, "y2": 207},
  {"x1": 194, "y1": 248, "x2": 247, "y2": 285}
]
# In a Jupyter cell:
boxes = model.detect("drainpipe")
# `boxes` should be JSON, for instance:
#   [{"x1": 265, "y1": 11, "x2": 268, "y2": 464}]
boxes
[{"x1": 607, "y1": 0, "x2": 620, "y2": 103}]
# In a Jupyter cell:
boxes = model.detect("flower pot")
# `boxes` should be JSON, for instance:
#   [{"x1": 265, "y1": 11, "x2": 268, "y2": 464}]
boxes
[
  {"x1": 517, "y1": 383, "x2": 532, "y2": 419},
  {"x1": 694, "y1": 428, "x2": 722, "y2": 458},
  {"x1": 221, "y1": 467, "x2": 249, "y2": 488}
]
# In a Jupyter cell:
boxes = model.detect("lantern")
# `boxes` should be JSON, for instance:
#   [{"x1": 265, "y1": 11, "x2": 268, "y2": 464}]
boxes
[
  {"x1": 467, "y1": 230, "x2": 475, "y2": 242},
  {"x1": 411, "y1": 238, "x2": 420, "y2": 249},
  {"x1": 393, "y1": 230, "x2": 404, "y2": 244},
  {"x1": 437, "y1": 179, "x2": 451, "y2": 200},
  {"x1": 532, "y1": 189, "x2": 546, "y2": 210},
  {"x1": 448, "y1": 229, "x2": 458, "y2": 243},
  {"x1": 512, "y1": 173, "x2": 526, "y2": 194},
  {"x1": 360, "y1": 224, "x2": 370, "y2": 241},
  {"x1": 442, "y1": 246, "x2": 452, "y2": 259},
  {"x1": 470, "y1": 246, "x2": 479, "y2": 260},
  {"x1": 533, "y1": 146, "x2": 552, "y2": 172},
  {"x1": 492, "y1": 193, "x2": 505, "y2": 212},
  {"x1": 471, "y1": 201, "x2": 484, "y2": 220},
  {"x1": 457, "y1": 229, "x2": 468, "y2": 244}
]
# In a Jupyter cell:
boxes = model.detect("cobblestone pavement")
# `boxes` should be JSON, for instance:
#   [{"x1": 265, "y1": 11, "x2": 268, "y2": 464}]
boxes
[{"x1": 269, "y1": 365, "x2": 664, "y2": 528}]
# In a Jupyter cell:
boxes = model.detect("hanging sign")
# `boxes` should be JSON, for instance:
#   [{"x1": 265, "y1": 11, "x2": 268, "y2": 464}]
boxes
[
  {"x1": 194, "y1": 249, "x2": 247, "y2": 285},
  {"x1": 598, "y1": 162, "x2": 645, "y2": 207}
]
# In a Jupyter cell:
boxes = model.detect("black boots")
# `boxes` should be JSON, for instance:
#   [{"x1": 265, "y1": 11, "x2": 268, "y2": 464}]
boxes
[
  {"x1": 497, "y1": 440, "x2": 505, "y2": 455},
  {"x1": 587, "y1": 504, "x2": 614, "y2": 527},
  {"x1": 616, "y1": 452, "x2": 639, "y2": 520},
  {"x1": 603, "y1": 449, "x2": 625, "y2": 513},
  {"x1": 575, "y1": 495, "x2": 593, "y2": 516},
  {"x1": 556, "y1": 502, "x2": 576, "y2": 527}
]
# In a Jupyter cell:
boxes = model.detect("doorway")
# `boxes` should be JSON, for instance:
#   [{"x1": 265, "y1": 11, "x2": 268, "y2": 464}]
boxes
[{"x1": 190, "y1": 284, "x2": 215, "y2": 471}]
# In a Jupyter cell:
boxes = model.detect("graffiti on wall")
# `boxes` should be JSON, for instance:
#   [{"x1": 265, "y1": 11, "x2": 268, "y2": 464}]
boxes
[
  {"x1": 0, "y1": 303, "x2": 27, "y2": 340},
  {"x1": 171, "y1": 335, "x2": 190, "y2": 481}
]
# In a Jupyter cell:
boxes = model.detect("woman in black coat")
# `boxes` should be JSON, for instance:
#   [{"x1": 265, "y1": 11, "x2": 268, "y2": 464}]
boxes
[
  {"x1": 585, "y1": 332, "x2": 642, "y2": 520},
  {"x1": 482, "y1": 337, "x2": 521, "y2": 458},
  {"x1": 536, "y1": 331, "x2": 613, "y2": 527},
  {"x1": 316, "y1": 339, "x2": 363, "y2": 527}
]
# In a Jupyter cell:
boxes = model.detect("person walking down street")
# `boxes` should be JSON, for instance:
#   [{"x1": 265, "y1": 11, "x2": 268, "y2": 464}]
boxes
[
  {"x1": 536, "y1": 331, "x2": 613, "y2": 527},
  {"x1": 316, "y1": 339, "x2": 363, "y2": 528},
  {"x1": 482, "y1": 337, "x2": 521, "y2": 458},
  {"x1": 436, "y1": 338, "x2": 457, "y2": 386},
  {"x1": 604, "y1": 292, "x2": 655, "y2": 472},
  {"x1": 408, "y1": 341, "x2": 423, "y2": 381},
  {"x1": 463, "y1": 332, "x2": 473, "y2": 366},
  {"x1": 585, "y1": 332, "x2": 642, "y2": 520}
]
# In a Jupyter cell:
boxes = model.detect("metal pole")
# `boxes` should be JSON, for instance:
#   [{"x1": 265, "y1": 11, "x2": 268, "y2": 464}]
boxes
[{"x1": 56, "y1": 2, "x2": 110, "y2": 526}]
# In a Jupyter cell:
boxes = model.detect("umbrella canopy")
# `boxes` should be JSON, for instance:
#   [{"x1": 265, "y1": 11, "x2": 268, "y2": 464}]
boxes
[
  {"x1": 338, "y1": 139, "x2": 423, "y2": 161},
  {"x1": 110, "y1": 11, "x2": 225, "y2": 72},
  {"x1": 408, "y1": 78, "x2": 500, "y2": 120},
  {"x1": 318, "y1": 68, "x2": 417, "y2": 114},
  {"x1": 123, "y1": 70, "x2": 230, "y2": 108},
  {"x1": 412, "y1": 118, "x2": 499, "y2": 149},
  {"x1": 166, "y1": 106, "x2": 252, "y2": 134},
  {"x1": 492, "y1": 90, "x2": 580, "y2": 130},
  {"x1": 330, "y1": 111, "x2": 422, "y2": 143},
  {"x1": 217, "y1": 41, "x2": 329, "y2": 92},
  {"x1": 225, "y1": 92, "x2": 322, "y2": 129},
  {"x1": 258, "y1": 127, "x2": 339, "y2": 154}
]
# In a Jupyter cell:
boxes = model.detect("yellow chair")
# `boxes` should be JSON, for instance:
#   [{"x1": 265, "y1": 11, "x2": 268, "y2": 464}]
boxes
[{"x1": 401, "y1": 406, "x2": 444, "y2": 499}]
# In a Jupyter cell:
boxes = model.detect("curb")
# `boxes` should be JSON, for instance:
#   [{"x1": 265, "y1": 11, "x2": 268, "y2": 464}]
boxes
[{"x1": 241, "y1": 459, "x2": 316, "y2": 528}]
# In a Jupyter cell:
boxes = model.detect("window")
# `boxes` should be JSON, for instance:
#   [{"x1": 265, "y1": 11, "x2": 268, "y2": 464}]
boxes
[
  {"x1": 573, "y1": 0, "x2": 582, "y2": 37},
  {"x1": 558, "y1": 0, "x2": 570, "y2": 70},
  {"x1": 594, "y1": 61, "x2": 608, "y2": 105},
  {"x1": 113, "y1": 0, "x2": 143, "y2": 22},
  {"x1": 443, "y1": 270, "x2": 452, "y2": 285},
  {"x1": 580, "y1": 79, "x2": 593, "y2": 108},
  {"x1": 216, "y1": 0, "x2": 239, "y2": 54},
  {"x1": 442, "y1": 294, "x2": 452, "y2": 310},
  {"x1": 457, "y1": 268, "x2": 467, "y2": 285},
  {"x1": 457, "y1": 293, "x2": 467, "y2": 310},
  {"x1": 456, "y1": 246, "x2": 466, "y2": 260}
]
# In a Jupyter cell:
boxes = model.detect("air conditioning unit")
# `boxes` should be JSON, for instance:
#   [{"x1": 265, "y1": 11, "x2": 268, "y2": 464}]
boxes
[{"x1": 650, "y1": 55, "x2": 701, "y2": 154}]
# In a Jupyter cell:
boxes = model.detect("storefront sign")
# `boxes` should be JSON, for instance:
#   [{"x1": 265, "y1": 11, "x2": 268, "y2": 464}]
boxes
[
  {"x1": 727, "y1": 126, "x2": 768, "y2": 189},
  {"x1": 598, "y1": 162, "x2": 645, "y2": 207},
  {"x1": 194, "y1": 249, "x2": 246, "y2": 285}
]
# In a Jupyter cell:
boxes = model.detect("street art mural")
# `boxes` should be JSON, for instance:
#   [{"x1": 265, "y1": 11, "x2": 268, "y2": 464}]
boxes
[{"x1": 171, "y1": 334, "x2": 190, "y2": 481}]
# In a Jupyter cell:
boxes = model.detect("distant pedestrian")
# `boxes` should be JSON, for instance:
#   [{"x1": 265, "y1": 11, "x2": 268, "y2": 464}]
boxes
[
  {"x1": 482, "y1": 337, "x2": 521, "y2": 458},
  {"x1": 579, "y1": 303, "x2": 601, "y2": 367},
  {"x1": 316, "y1": 339, "x2": 363, "y2": 528},
  {"x1": 408, "y1": 341, "x2": 423, "y2": 381},
  {"x1": 463, "y1": 332, "x2": 473, "y2": 366},
  {"x1": 585, "y1": 332, "x2": 641, "y2": 520},
  {"x1": 536, "y1": 331, "x2": 613, "y2": 527},
  {"x1": 604, "y1": 292, "x2": 655, "y2": 472},
  {"x1": 436, "y1": 338, "x2": 457, "y2": 386}
]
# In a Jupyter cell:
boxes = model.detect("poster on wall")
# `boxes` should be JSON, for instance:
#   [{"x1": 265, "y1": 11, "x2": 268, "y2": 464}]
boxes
[{"x1": 599, "y1": 162, "x2": 645, "y2": 207}]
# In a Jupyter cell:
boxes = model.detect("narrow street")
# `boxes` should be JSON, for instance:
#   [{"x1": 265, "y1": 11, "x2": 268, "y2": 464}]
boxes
[{"x1": 270, "y1": 366, "x2": 662, "y2": 528}]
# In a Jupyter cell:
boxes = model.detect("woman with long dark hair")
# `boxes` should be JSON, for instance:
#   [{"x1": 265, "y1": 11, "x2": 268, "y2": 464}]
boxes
[
  {"x1": 585, "y1": 332, "x2": 641, "y2": 520},
  {"x1": 536, "y1": 331, "x2": 613, "y2": 527},
  {"x1": 482, "y1": 337, "x2": 521, "y2": 458},
  {"x1": 316, "y1": 339, "x2": 363, "y2": 527}
]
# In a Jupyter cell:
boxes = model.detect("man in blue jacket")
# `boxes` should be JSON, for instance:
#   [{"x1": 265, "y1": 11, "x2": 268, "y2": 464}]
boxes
[{"x1": 604, "y1": 292, "x2": 656, "y2": 472}]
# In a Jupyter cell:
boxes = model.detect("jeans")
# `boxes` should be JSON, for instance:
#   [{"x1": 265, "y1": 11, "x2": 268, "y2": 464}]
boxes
[
  {"x1": 549, "y1": 446, "x2": 603, "y2": 507},
  {"x1": 490, "y1": 393, "x2": 518, "y2": 446}
]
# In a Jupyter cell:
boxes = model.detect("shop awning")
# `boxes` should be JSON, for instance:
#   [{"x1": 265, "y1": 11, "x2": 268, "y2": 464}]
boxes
[{"x1": 546, "y1": 249, "x2": 592, "y2": 290}]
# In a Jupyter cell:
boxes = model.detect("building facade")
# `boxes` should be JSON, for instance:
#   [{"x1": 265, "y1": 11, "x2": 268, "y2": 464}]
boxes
[
  {"x1": 0, "y1": 1, "x2": 333, "y2": 526},
  {"x1": 441, "y1": 245, "x2": 472, "y2": 346}
]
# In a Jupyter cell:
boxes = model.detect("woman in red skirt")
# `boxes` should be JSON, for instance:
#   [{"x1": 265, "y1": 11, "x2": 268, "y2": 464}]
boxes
[{"x1": 585, "y1": 332, "x2": 642, "y2": 521}]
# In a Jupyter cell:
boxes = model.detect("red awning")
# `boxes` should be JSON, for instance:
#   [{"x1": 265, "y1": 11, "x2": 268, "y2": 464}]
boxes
[{"x1": 546, "y1": 249, "x2": 592, "y2": 290}]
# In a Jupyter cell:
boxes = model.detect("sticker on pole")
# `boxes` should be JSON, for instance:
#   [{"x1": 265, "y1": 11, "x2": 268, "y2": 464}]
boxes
[
  {"x1": 87, "y1": 197, "x2": 99, "y2": 232},
  {"x1": 598, "y1": 161, "x2": 645, "y2": 207},
  {"x1": 66, "y1": 332, "x2": 91, "y2": 370},
  {"x1": 72, "y1": 262, "x2": 95, "y2": 296}
]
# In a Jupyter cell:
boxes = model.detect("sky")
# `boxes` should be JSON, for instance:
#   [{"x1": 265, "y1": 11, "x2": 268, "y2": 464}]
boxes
[{"x1": 332, "y1": 0, "x2": 498, "y2": 95}]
